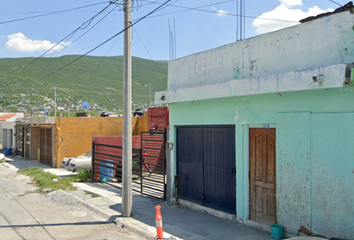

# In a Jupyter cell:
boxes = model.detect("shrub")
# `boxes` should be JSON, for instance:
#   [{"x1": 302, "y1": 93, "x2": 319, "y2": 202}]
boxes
[{"x1": 77, "y1": 170, "x2": 93, "y2": 182}]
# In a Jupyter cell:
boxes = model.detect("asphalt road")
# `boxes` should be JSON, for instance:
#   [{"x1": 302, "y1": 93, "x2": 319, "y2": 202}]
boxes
[{"x1": 0, "y1": 164, "x2": 140, "y2": 240}]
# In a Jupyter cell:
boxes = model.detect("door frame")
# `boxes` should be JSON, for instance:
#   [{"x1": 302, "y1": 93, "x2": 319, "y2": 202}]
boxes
[{"x1": 242, "y1": 124, "x2": 276, "y2": 223}]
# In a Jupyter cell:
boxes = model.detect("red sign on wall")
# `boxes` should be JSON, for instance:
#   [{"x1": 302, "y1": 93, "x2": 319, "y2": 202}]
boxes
[{"x1": 148, "y1": 107, "x2": 169, "y2": 131}]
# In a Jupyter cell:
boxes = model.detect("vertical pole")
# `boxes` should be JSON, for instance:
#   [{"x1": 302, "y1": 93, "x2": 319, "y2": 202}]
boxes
[
  {"x1": 236, "y1": 0, "x2": 238, "y2": 41},
  {"x1": 54, "y1": 87, "x2": 57, "y2": 118},
  {"x1": 174, "y1": 18, "x2": 176, "y2": 59},
  {"x1": 92, "y1": 141, "x2": 95, "y2": 180},
  {"x1": 122, "y1": 0, "x2": 132, "y2": 217},
  {"x1": 168, "y1": 19, "x2": 171, "y2": 60},
  {"x1": 243, "y1": 0, "x2": 246, "y2": 39},
  {"x1": 149, "y1": 83, "x2": 151, "y2": 106},
  {"x1": 240, "y1": 0, "x2": 242, "y2": 40},
  {"x1": 140, "y1": 132, "x2": 143, "y2": 195}
]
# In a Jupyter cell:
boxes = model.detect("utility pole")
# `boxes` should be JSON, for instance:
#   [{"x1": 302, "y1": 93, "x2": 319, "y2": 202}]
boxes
[
  {"x1": 54, "y1": 87, "x2": 57, "y2": 118},
  {"x1": 122, "y1": 0, "x2": 132, "y2": 217},
  {"x1": 150, "y1": 84, "x2": 151, "y2": 106},
  {"x1": 146, "y1": 83, "x2": 151, "y2": 106}
]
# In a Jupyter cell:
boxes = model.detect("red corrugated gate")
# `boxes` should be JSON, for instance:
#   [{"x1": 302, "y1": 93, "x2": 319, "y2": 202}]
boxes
[
  {"x1": 92, "y1": 131, "x2": 166, "y2": 200},
  {"x1": 140, "y1": 130, "x2": 166, "y2": 199},
  {"x1": 92, "y1": 136, "x2": 141, "y2": 182}
]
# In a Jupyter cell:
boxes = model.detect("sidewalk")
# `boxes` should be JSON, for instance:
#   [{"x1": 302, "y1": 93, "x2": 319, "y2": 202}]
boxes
[{"x1": 2, "y1": 156, "x2": 274, "y2": 240}]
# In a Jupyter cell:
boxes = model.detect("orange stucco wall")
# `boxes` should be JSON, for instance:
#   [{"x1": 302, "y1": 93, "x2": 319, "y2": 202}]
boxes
[{"x1": 55, "y1": 115, "x2": 148, "y2": 168}]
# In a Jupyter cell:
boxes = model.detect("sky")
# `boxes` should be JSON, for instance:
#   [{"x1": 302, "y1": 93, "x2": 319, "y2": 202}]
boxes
[{"x1": 0, "y1": 0, "x2": 346, "y2": 61}]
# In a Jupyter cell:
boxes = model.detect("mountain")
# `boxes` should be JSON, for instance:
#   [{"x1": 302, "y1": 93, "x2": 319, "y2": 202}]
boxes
[{"x1": 0, "y1": 55, "x2": 168, "y2": 114}]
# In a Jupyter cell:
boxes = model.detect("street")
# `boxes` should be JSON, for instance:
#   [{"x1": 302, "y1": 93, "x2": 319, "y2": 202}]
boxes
[{"x1": 0, "y1": 164, "x2": 140, "y2": 240}]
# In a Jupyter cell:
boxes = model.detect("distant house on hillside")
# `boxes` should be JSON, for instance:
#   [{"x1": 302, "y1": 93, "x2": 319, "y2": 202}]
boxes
[{"x1": 156, "y1": 4, "x2": 354, "y2": 238}]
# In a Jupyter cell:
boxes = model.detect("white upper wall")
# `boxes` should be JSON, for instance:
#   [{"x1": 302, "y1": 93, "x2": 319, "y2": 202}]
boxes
[{"x1": 167, "y1": 10, "x2": 354, "y2": 91}]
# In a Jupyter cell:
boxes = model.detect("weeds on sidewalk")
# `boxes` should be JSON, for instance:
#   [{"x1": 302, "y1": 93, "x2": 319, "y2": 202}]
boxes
[
  {"x1": 84, "y1": 191, "x2": 100, "y2": 198},
  {"x1": 19, "y1": 167, "x2": 77, "y2": 191},
  {"x1": 77, "y1": 170, "x2": 93, "y2": 182}
]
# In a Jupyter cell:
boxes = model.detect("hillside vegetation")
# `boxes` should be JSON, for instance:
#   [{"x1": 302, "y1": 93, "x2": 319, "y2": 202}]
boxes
[{"x1": 0, "y1": 55, "x2": 168, "y2": 113}]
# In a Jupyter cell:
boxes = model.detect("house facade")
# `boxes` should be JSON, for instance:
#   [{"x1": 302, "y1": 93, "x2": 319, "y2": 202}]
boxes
[
  {"x1": 15, "y1": 115, "x2": 148, "y2": 168},
  {"x1": 156, "y1": 8, "x2": 354, "y2": 238},
  {"x1": 0, "y1": 113, "x2": 24, "y2": 151}
]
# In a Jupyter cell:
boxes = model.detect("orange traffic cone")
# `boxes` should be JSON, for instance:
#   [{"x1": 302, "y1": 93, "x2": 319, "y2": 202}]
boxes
[{"x1": 155, "y1": 205, "x2": 163, "y2": 239}]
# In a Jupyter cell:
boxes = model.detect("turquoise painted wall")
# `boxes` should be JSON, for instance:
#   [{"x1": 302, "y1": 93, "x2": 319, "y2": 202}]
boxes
[
  {"x1": 310, "y1": 113, "x2": 354, "y2": 237},
  {"x1": 276, "y1": 113, "x2": 311, "y2": 234},
  {"x1": 168, "y1": 87, "x2": 354, "y2": 237}
]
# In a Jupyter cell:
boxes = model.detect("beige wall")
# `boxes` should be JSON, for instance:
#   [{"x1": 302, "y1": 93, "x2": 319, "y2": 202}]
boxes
[
  {"x1": 135, "y1": 114, "x2": 148, "y2": 135},
  {"x1": 55, "y1": 116, "x2": 148, "y2": 168}
]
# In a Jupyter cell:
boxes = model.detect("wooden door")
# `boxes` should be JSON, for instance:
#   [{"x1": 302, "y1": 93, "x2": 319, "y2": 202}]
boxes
[
  {"x1": 40, "y1": 128, "x2": 46, "y2": 164},
  {"x1": 40, "y1": 128, "x2": 52, "y2": 166},
  {"x1": 249, "y1": 128, "x2": 276, "y2": 225},
  {"x1": 45, "y1": 128, "x2": 52, "y2": 166}
]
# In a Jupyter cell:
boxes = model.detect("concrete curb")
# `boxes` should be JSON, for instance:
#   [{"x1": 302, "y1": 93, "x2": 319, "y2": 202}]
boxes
[
  {"x1": 53, "y1": 189, "x2": 185, "y2": 240},
  {"x1": 52, "y1": 190, "x2": 115, "y2": 221},
  {"x1": 114, "y1": 217, "x2": 157, "y2": 239},
  {"x1": 2, "y1": 162, "x2": 19, "y2": 173},
  {"x1": 114, "y1": 217, "x2": 185, "y2": 240},
  {"x1": 52, "y1": 190, "x2": 161, "y2": 239}
]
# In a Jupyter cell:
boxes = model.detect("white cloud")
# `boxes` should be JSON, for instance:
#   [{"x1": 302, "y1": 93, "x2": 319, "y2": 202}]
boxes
[
  {"x1": 5, "y1": 33, "x2": 71, "y2": 53},
  {"x1": 252, "y1": 4, "x2": 334, "y2": 34},
  {"x1": 217, "y1": 10, "x2": 228, "y2": 16},
  {"x1": 279, "y1": 0, "x2": 303, "y2": 8}
]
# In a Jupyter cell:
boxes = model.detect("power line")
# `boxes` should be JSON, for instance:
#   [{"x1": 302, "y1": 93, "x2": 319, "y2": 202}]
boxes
[
  {"x1": 140, "y1": 0, "x2": 234, "y2": 19},
  {"x1": 39, "y1": 0, "x2": 172, "y2": 81},
  {"x1": 141, "y1": 0, "x2": 299, "y2": 23},
  {"x1": 329, "y1": 0, "x2": 343, "y2": 7},
  {"x1": 133, "y1": 27, "x2": 166, "y2": 77},
  {"x1": 0, "y1": 1, "x2": 109, "y2": 25},
  {"x1": 47, "y1": 4, "x2": 121, "y2": 57},
  {"x1": 26, "y1": 2, "x2": 114, "y2": 67},
  {"x1": 86, "y1": 34, "x2": 121, "y2": 87},
  {"x1": 0, "y1": 9, "x2": 117, "y2": 15}
]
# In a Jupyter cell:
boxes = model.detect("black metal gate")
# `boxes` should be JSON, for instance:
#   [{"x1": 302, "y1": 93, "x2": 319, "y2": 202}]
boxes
[
  {"x1": 15, "y1": 125, "x2": 23, "y2": 157},
  {"x1": 176, "y1": 126, "x2": 236, "y2": 214},
  {"x1": 25, "y1": 126, "x2": 30, "y2": 159},
  {"x1": 92, "y1": 142, "x2": 124, "y2": 182},
  {"x1": 92, "y1": 130, "x2": 166, "y2": 200}
]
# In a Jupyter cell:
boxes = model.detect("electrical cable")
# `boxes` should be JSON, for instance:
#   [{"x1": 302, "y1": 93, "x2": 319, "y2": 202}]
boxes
[
  {"x1": 140, "y1": 0, "x2": 299, "y2": 23},
  {"x1": 38, "y1": 0, "x2": 172, "y2": 81},
  {"x1": 25, "y1": 2, "x2": 113, "y2": 68},
  {"x1": 0, "y1": 1, "x2": 109, "y2": 25},
  {"x1": 47, "y1": 4, "x2": 121, "y2": 57},
  {"x1": 133, "y1": 27, "x2": 166, "y2": 78},
  {"x1": 329, "y1": 0, "x2": 343, "y2": 7},
  {"x1": 131, "y1": 0, "x2": 178, "y2": 23},
  {"x1": 86, "y1": 35, "x2": 121, "y2": 87},
  {"x1": 141, "y1": 0, "x2": 234, "y2": 19},
  {"x1": 133, "y1": 0, "x2": 179, "y2": 19}
]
